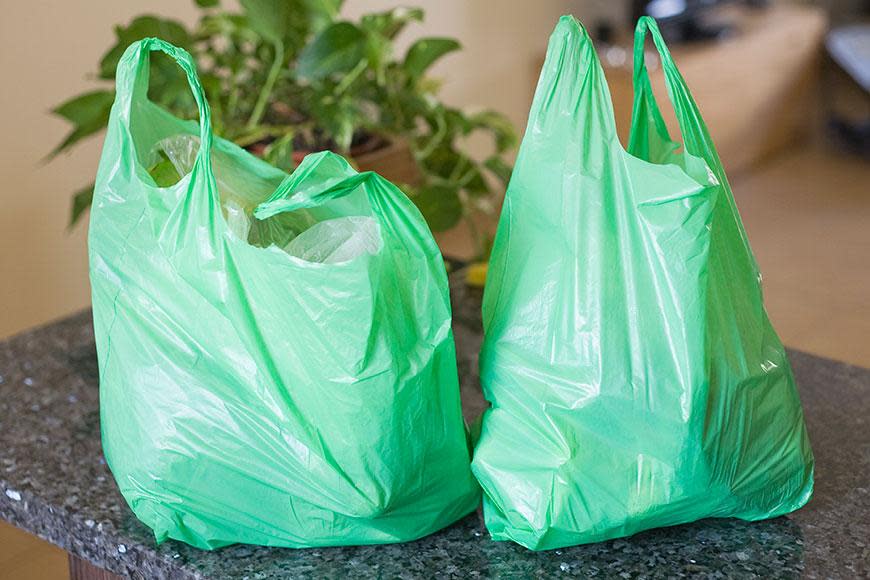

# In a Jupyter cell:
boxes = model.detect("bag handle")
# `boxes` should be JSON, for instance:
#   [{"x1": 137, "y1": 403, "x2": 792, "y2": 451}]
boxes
[
  {"x1": 531, "y1": 16, "x2": 621, "y2": 146},
  {"x1": 254, "y1": 151, "x2": 397, "y2": 220},
  {"x1": 630, "y1": 17, "x2": 761, "y2": 279},
  {"x1": 114, "y1": 38, "x2": 213, "y2": 167},
  {"x1": 629, "y1": 16, "x2": 719, "y2": 163},
  {"x1": 253, "y1": 151, "x2": 442, "y2": 261}
]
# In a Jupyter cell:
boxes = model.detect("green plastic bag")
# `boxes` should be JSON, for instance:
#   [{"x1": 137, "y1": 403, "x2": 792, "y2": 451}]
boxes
[
  {"x1": 89, "y1": 38, "x2": 479, "y2": 549},
  {"x1": 472, "y1": 16, "x2": 814, "y2": 550}
]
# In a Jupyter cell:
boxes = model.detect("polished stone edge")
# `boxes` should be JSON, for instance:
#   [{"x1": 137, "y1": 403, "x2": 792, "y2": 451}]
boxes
[
  {"x1": 0, "y1": 482, "x2": 196, "y2": 580},
  {"x1": 0, "y1": 311, "x2": 204, "y2": 580}
]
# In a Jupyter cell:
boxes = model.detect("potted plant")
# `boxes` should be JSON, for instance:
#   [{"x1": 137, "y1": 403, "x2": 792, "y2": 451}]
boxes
[{"x1": 49, "y1": 0, "x2": 516, "y2": 261}]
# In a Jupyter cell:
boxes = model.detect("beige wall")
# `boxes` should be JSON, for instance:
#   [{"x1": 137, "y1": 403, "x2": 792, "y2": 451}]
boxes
[
  {"x1": 0, "y1": 1, "x2": 200, "y2": 338},
  {"x1": 1, "y1": 1, "x2": 615, "y2": 338}
]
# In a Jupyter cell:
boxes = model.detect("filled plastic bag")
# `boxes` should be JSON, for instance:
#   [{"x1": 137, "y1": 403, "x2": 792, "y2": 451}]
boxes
[
  {"x1": 89, "y1": 38, "x2": 479, "y2": 549},
  {"x1": 472, "y1": 16, "x2": 814, "y2": 550}
]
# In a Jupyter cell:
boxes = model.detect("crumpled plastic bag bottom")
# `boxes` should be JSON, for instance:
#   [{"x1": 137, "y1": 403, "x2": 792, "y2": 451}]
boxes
[{"x1": 150, "y1": 134, "x2": 380, "y2": 264}]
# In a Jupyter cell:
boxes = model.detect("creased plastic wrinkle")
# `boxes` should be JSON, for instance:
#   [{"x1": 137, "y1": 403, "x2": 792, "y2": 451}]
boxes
[
  {"x1": 89, "y1": 38, "x2": 479, "y2": 550},
  {"x1": 470, "y1": 16, "x2": 814, "y2": 551}
]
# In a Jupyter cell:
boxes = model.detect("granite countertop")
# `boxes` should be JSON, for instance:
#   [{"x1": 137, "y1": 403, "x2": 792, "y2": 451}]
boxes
[{"x1": 0, "y1": 284, "x2": 868, "y2": 579}]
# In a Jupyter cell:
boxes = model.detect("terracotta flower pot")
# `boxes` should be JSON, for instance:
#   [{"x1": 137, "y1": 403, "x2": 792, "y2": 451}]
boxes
[
  {"x1": 351, "y1": 138, "x2": 421, "y2": 187},
  {"x1": 295, "y1": 139, "x2": 420, "y2": 186},
  {"x1": 249, "y1": 136, "x2": 420, "y2": 187}
]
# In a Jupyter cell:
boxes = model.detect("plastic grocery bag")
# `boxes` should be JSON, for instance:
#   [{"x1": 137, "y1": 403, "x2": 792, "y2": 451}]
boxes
[
  {"x1": 89, "y1": 38, "x2": 479, "y2": 549},
  {"x1": 472, "y1": 16, "x2": 814, "y2": 550}
]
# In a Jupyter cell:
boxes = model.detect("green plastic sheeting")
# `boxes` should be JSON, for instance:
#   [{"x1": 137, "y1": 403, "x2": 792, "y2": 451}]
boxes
[
  {"x1": 472, "y1": 16, "x2": 814, "y2": 550},
  {"x1": 89, "y1": 38, "x2": 479, "y2": 550}
]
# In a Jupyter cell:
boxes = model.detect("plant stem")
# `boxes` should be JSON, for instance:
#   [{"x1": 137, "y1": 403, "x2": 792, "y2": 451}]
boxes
[
  {"x1": 417, "y1": 111, "x2": 446, "y2": 160},
  {"x1": 235, "y1": 125, "x2": 295, "y2": 148},
  {"x1": 335, "y1": 60, "x2": 367, "y2": 95},
  {"x1": 247, "y1": 41, "x2": 284, "y2": 130},
  {"x1": 449, "y1": 155, "x2": 469, "y2": 182}
]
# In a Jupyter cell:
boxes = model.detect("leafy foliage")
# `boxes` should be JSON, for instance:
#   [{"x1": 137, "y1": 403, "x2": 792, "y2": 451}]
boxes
[
  {"x1": 49, "y1": 91, "x2": 115, "y2": 158},
  {"x1": 404, "y1": 38, "x2": 460, "y2": 80},
  {"x1": 296, "y1": 22, "x2": 368, "y2": 80},
  {"x1": 68, "y1": 184, "x2": 95, "y2": 229},
  {"x1": 51, "y1": 0, "x2": 516, "y2": 258}
]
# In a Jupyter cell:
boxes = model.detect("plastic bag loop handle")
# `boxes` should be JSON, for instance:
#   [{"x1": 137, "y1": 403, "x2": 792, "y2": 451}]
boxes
[
  {"x1": 631, "y1": 16, "x2": 702, "y2": 153},
  {"x1": 633, "y1": 16, "x2": 679, "y2": 79},
  {"x1": 115, "y1": 37, "x2": 213, "y2": 162}
]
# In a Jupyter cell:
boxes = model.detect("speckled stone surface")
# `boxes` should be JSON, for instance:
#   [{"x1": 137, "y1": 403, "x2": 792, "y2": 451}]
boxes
[{"x1": 0, "y1": 281, "x2": 867, "y2": 579}]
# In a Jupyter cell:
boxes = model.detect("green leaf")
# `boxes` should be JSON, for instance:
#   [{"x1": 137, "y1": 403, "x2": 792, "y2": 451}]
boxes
[
  {"x1": 444, "y1": 108, "x2": 473, "y2": 135},
  {"x1": 241, "y1": 0, "x2": 339, "y2": 47},
  {"x1": 195, "y1": 0, "x2": 219, "y2": 7},
  {"x1": 99, "y1": 16, "x2": 191, "y2": 79},
  {"x1": 317, "y1": 96, "x2": 360, "y2": 152},
  {"x1": 197, "y1": 12, "x2": 257, "y2": 42},
  {"x1": 418, "y1": 141, "x2": 489, "y2": 196},
  {"x1": 148, "y1": 154, "x2": 183, "y2": 187},
  {"x1": 404, "y1": 37, "x2": 460, "y2": 80},
  {"x1": 296, "y1": 22, "x2": 368, "y2": 81},
  {"x1": 412, "y1": 183, "x2": 462, "y2": 232},
  {"x1": 364, "y1": 31, "x2": 391, "y2": 81},
  {"x1": 49, "y1": 90, "x2": 115, "y2": 157},
  {"x1": 484, "y1": 155, "x2": 513, "y2": 185},
  {"x1": 53, "y1": 90, "x2": 114, "y2": 124},
  {"x1": 303, "y1": 0, "x2": 344, "y2": 34},
  {"x1": 360, "y1": 7, "x2": 423, "y2": 39},
  {"x1": 469, "y1": 110, "x2": 518, "y2": 153},
  {"x1": 462, "y1": 166, "x2": 490, "y2": 195},
  {"x1": 263, "y1": 132, "x2": 296, "y2": 172},
  {"x1": 69, "y1": 184, "x2": 94, "y2": 227},
  {"x1": 239, "y1": 0, "x2": 295, "y2": 44}
]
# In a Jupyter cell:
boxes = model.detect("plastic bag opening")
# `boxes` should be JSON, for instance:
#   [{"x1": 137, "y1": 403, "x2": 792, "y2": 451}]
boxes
[{"x1": 148, "y1": 135, "x2": 381, "y2": 263}]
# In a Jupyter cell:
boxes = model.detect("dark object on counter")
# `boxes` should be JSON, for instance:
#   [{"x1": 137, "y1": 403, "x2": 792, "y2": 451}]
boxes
[
  {"x1": 631, "y1": 0, "x2": 745, "y2": 42},
  {"x1": 0, "y1": 281, "x2": 868, "y2": 578},
  {"x1": 826, "y1": 25, "x2": 870, "y2": 156}
]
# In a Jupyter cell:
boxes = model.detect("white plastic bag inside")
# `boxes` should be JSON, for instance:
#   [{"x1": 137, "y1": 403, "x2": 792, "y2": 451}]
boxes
[{"x1": 284, "y1": 217, "x2": 381, "y2": 264}]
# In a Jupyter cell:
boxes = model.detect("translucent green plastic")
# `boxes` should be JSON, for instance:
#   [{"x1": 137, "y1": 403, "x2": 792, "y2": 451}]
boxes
[
  {"x1": 472, "y1": 16, "x2": 814, "y2": 550},
  {"x1": 89, "y1": 38, "x2": 479, "y2": 549}
]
